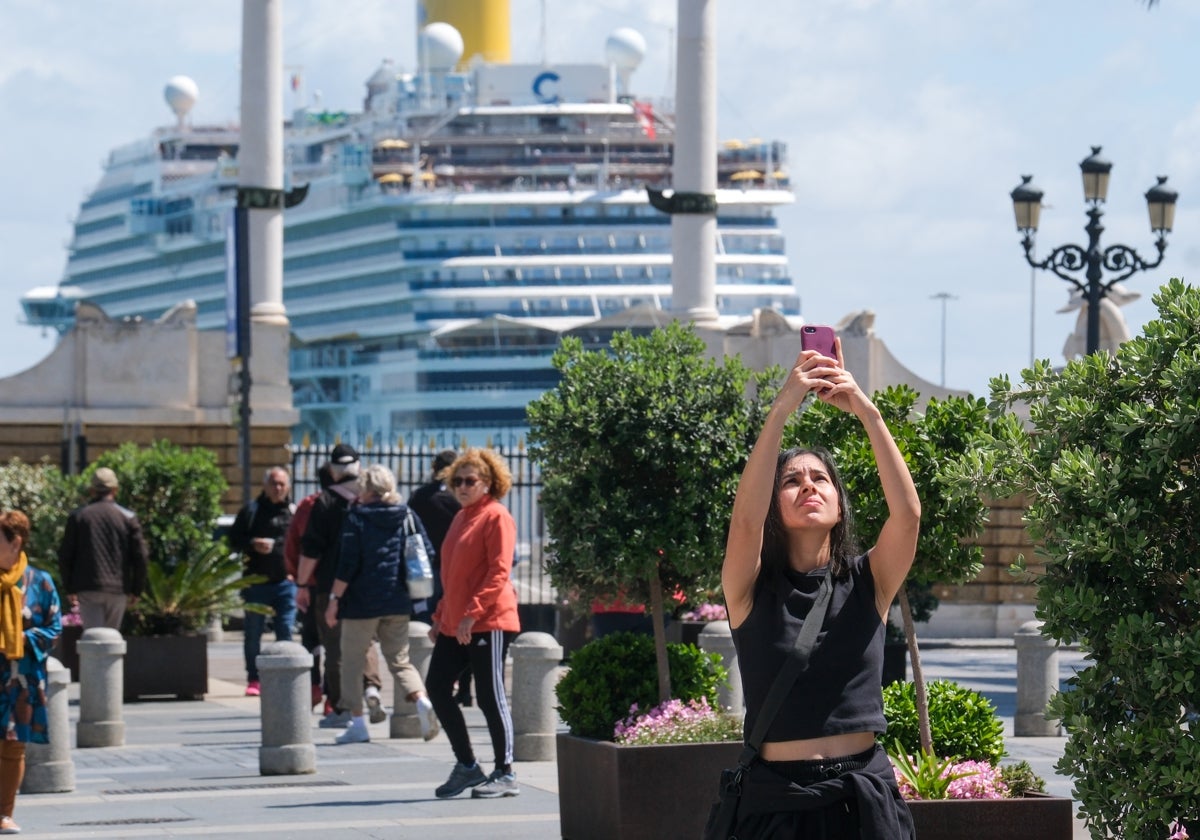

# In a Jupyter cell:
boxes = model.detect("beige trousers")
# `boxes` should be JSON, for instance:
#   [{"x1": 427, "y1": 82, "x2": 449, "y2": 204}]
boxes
[{"x1": 339, "y1": 614, "x2": 426, "y2": 714}]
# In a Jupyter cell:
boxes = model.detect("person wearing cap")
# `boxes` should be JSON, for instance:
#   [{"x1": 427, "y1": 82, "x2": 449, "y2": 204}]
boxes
[
  {"x1": 57, "y1": 467, "x2": 149, "y2": 631},
  {"x1": 284, "y1": 462, "x2": 335, "y2": 710},
  {"x1": 296, "y1": 443, "x2": 383, "y2": 728}
]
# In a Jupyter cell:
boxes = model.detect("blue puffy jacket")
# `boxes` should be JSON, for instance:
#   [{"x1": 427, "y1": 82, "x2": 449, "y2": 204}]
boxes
[{"x1": 334, "y1": 501, "x2": 434, "y2": 619}]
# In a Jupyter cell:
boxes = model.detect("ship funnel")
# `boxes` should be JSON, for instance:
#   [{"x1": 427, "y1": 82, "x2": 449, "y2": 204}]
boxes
[{"x1": 417, "y1": 0, "x2": 510, "y2": 68}]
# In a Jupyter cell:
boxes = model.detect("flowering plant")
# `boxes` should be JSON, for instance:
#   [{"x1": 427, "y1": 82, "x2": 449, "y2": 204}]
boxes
[
  {"x1": 889, "y1": 742, "x2": 1009, "y2": 800},
  {"x1": 680, "y1": 603, "x2": 727, "y2": 622},
  {"x1": 60, "y1": 601, "x2": 82, "y2": 627},
  {"x1": 613, "y1": 697, "x2": 742, "y2": 746}
]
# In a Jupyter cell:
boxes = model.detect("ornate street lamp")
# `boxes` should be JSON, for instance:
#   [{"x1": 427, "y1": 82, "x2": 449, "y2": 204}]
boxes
[{"x1": 1010, "y1": 146, "x2": 1178, "y2": 356}]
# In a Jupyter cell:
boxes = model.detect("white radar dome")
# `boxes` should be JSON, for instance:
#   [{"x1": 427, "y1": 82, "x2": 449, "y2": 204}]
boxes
[
  {"x1": 420, "y1": 23, "x2": 464, "y2": 71},
  {"x1": 164, "y1": 75, "x2": 199, "y2": 120},
  {"x1": 605, "y1": 28, "x2": 646, "y2": 72}
]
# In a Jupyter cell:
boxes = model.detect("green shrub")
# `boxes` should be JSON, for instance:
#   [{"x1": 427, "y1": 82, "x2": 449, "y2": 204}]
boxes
[
  {"x1": 556, "y1": 632, "x2": 728, "y2": 740},
  {"x1": 999, "y1": 760, "x2": 1046, "y2": 798},
  {"x1": 985, "y1": 279, "x2": 1200, "y2": 836},
  {"x1": 0, "y1": 458, "x2": 80, "y2": 589},
  {"x1": 126, "y1": 540, "x2": 265, "y2": 636},
  {"x1": 93, "y1": 440, "x2": 225, "y2": 572},
  {"x1": 883, "y1": 679, "x2": 1006, "y2": 764}
]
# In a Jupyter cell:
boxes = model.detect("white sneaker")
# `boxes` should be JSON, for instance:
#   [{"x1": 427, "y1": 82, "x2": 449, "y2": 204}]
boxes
[
  {"x1": 334, "y1": 720, "x2": 370, "y2": 744},
  {"x1": 416, "y1": 696, "x2": 439, "y2": 741},
  {"x1": 365, "y1": 688, "x2": 386, "y2": 724}
]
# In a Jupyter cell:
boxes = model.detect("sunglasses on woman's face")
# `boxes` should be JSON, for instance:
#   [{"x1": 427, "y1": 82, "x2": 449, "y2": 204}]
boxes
[{"x1": 452, "y1": 476, "x2": 481, "y2": 488}]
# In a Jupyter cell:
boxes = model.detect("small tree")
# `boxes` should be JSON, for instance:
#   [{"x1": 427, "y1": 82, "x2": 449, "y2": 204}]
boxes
[
  {"x1": 93, "y1": 440, "x2": 226, "y2": 571},
  {"x1": 986, "y1": 278, "x2": 1200, "y2": 837},
  {"x1": 527, "y1": 322, "x2": 774, "y2": 703},
  {"x1": 784, "y1": 385, "x2": 1010, "y2": 753}
]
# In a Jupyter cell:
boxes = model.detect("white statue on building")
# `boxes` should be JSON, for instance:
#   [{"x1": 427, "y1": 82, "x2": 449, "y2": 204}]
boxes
[{"x1": 1058, "y1": 282, "x2": 1141, "y2": 361}]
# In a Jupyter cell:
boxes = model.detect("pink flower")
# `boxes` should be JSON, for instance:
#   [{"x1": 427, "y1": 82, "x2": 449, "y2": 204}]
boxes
[
  {"x1": 681, "y1": 603, "x2": 727, "y2": 622},
  {"x1": 1168, "y1": 820, "x2": 1189, "y2": 840}
]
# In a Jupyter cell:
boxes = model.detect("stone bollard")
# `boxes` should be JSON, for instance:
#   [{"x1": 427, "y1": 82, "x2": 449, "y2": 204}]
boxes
[
  {"x1": 257, "y1": 641, "x2": 316, "y2": 775},
  {"x1": 699, "y1": 621, "x2": 743, "y2": 714},
  {"x1": 22, "y1": 656, "x2": 75, "y2": 793},
  {"x1": 76, "y1": 628, "x2": 125, "y2": 748},
  {"x1": 1014, "y1": 620, "x2": 1062, "y2": 736},
  {"x1": 510, "y1": 631, "x2": 563, "y2": 761},
  {"x1": 391, "y1": 621, "x2": 432, "y2": 739}
]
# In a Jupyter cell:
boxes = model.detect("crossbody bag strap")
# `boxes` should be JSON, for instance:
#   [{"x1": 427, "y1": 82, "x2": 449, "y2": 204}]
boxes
[{"x1": 737, "y1": 565, "x2": 834, "y2": 768}]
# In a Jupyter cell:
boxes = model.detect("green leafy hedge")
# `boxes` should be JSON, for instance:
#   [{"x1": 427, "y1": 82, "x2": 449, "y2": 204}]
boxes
[
  {"x1": 555, "y1": 632, "x2": 727, "y2": 740},
  {"x1": 986, "y1": 278, "x2": 1200, "y2": 836},
  {"x1": 882, "y1": 678, "x2": 1006, "y2": 764}
]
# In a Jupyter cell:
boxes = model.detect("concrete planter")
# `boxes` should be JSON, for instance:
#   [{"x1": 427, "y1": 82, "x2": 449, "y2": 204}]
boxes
[
  {"x1": 124, "y1": 634, "x2": 208, "y2": 701},
  {"x1": 557, "y1": 732, "x2": 741, "y2": 840},
  {"x1": 907, "y1": 792, "x2": 1075, "y2": 840}
]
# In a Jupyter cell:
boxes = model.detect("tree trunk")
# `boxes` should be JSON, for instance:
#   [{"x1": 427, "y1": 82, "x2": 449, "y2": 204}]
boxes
[
  {"x1": 648, "y1": 569, "x2": 672, "y2": 703},
  {"x1": 898, "y1": 585, "x2": 934, "y2": 754}
]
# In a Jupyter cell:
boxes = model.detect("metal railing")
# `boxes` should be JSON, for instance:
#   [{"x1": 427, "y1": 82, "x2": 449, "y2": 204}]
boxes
[{"x1": 290, "y1": 441, "x2": 552, "y2": 606}]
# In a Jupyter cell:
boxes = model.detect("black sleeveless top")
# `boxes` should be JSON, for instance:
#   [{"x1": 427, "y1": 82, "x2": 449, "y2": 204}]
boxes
[{"x1": 731, "y1": 553, "x2": 886, "y2": 742}]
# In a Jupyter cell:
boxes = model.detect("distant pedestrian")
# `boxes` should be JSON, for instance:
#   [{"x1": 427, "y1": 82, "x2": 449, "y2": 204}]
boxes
[
  {"x1": 229, "y1": 466, "x2": 296, "y2": 697},
  {"x1": 0, "y1": 510, "x2": 63, "y2": 836},
  {"x1": 297, "y1": 444, "x2": 384, "y2": 728},
  {"x1": 284, "y1": 462, "x2": 334, "y2": 710},
  {"x1": 427, "y1": 448, "x2": 521, "y2": 800},
  {"x1": 324, "y1": 464, "x2": 439, "y2": 744},
  {"x1": 57, "y1": 467, "x2": 149, "y2": 631},
  {"x1": 406, "y1": 448, "x2": 461, "y2": 623}
]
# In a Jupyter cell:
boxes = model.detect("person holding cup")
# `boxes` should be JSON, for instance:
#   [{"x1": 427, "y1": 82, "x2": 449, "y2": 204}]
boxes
[{"x1": 230, "y1": 466, "x2": 296, "y2": 697}]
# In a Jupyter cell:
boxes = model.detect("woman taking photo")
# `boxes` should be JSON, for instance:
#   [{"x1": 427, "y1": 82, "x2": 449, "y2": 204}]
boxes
[
  {"x1": 426, "y1": 448, "x2": 520, "y2": 800},
  {"x1": 721, "y1": 339, "x2": 920, "y2": 837},
  {"x1": 0, "y1": 510, "x2": 62, "y2": 835}
]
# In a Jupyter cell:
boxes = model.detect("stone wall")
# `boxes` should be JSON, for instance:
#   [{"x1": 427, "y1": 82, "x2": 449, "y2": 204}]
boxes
[
  {"x1": 0, "y1": 422, "x2": 292, "y2": 512},
  {"x1": 0, "y1": 300, "x2": 297, "y2": 512},
  {"x1": 921, "y1": 494, "x2": 1042, "y2": 638}
]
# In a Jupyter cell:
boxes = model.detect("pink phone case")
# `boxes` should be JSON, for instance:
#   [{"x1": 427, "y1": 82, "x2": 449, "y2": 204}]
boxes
[{"x1": 801, "y1": 325, "x2": 837, "y2": 358}]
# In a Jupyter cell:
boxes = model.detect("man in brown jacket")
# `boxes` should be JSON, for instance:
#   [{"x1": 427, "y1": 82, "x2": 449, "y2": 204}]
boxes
[{"x1": 58, "y1": 467, "x2": 149, "y2": 631}]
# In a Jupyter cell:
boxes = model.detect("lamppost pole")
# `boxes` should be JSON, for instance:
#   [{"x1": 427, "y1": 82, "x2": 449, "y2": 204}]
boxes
[
  {"x1": 1010, "y1": 146, "x2": 1178, "y2": 356},
  {"x1": 930, "y1": 292, "x2": 956, "y2": 387}
]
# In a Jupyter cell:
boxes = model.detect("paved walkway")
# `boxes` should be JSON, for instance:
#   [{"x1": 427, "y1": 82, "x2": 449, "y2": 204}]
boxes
[{"x1": 14, "y1": 634, "x2": 1091, "y2": 838}]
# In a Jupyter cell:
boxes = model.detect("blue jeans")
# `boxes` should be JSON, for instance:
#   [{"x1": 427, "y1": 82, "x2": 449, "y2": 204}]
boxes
[{"x1": 242, "y1": 579, "x2": 297, "y2": 682}]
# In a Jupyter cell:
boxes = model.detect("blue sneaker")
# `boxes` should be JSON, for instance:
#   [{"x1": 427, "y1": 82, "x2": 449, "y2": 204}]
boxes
[{"x1": 435, "y1": 761, "x2": 487, "y2": 798}]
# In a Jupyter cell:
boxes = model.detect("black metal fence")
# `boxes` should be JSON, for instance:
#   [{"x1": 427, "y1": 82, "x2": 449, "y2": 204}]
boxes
[{"x1": 289, "y1": 442, "x2": 553, "y2": 606}]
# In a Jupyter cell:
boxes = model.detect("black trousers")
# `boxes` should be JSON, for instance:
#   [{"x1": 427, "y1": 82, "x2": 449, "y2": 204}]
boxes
[{"x1": 426, "y1": 630, "x2": 515, "y2": 772}]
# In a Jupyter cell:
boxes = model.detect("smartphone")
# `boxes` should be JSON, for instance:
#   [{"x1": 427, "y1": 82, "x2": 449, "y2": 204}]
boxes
[{"x1": 801, "y1": 324, "x2": 837, "y2": 358}]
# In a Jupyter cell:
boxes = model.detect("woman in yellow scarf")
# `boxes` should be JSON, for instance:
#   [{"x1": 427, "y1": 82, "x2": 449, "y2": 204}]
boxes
[{"x1": 0, "y1": 510, "x2": 61, "y2": 836}]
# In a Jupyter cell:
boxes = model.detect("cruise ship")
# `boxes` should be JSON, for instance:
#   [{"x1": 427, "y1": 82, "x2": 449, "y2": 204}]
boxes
[{"x1": 21, "y1": 3, "x2": 796, "y2": 445}]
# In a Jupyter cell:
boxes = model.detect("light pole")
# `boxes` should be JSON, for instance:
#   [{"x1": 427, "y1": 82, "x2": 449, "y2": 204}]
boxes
[
  {"x1": 930, "y1": 292, "x2": 957, "y2": 387},
  {"x1": 1010, "y1": 146, "x2": 1178, "y2": 356}
]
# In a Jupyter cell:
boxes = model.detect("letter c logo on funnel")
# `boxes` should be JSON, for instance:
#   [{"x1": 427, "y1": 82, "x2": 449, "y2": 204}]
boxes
[{"x1": 532, "y1": 71, "x2": 561, "y2": 104}]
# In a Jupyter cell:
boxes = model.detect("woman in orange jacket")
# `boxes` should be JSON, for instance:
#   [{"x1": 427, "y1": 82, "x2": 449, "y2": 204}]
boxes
[{"x1": 426, "y1": 448, "x2": 521, "y2": 800}]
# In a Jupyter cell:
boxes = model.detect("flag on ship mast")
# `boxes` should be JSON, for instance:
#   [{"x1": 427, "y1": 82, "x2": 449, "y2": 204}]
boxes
[{"x1": 635, "y1": 102, "x2": 656, "y2": 140}]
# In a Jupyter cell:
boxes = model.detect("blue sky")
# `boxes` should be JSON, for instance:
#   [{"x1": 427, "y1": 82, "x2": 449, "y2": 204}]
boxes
[{"x1": 2, "y1": 0, "x2": 1197, "y2": 397}]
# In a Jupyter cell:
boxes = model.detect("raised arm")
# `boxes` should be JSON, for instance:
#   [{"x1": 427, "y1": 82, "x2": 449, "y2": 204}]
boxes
[
  {"x1": 816, "y1": 349, "x2": 921, "y2": 619},
  {"x1": 723, "y1": 348, "x2": 834, "y2": 628}
]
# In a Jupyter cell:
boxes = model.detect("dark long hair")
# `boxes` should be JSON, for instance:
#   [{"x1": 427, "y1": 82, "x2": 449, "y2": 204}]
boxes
[{"x1": 760, "y1": 446, "x2": 860, "y2": 579}]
